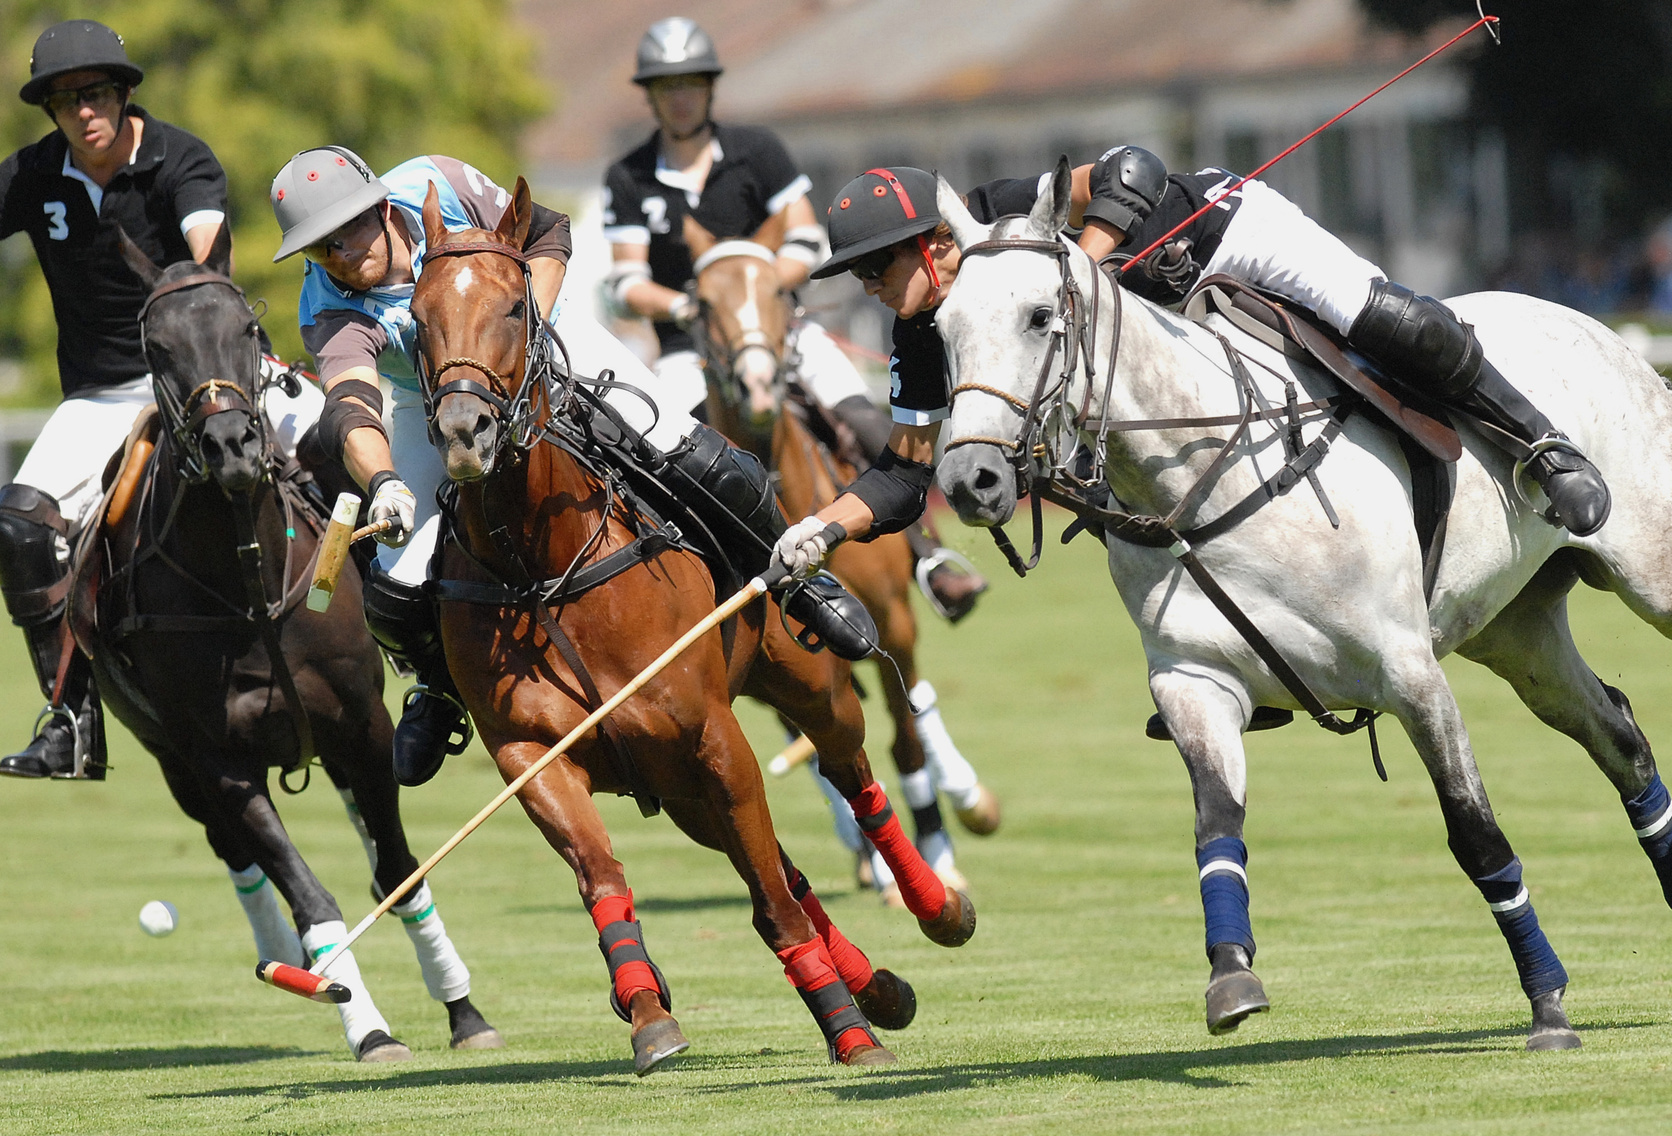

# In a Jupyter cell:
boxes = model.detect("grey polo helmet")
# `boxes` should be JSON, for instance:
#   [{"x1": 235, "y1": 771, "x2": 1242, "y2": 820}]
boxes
[
  {"x1": 811, "y1": 167, "x2": 941, "y2": 280},
  {"x1": 632, "y1": 17, "x2": 723, "y2": 85},
  {"x1": 20, "y1": 19, "x2": 144, "y2": 105},
  {"x1": 270, "y1": 146, "x2": 391, "y2": 262}
]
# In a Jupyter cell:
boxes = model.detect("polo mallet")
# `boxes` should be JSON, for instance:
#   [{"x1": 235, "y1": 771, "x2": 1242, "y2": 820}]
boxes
[
  {"x1": 306, "y1": 491, "x2": 393, "y2": 612},
  {"x1": 258, "y1": 522, "x2": 848, "y2": 1000},
  {"x1": 768, "y1": 733, "x2": 817, "y2": 777}
]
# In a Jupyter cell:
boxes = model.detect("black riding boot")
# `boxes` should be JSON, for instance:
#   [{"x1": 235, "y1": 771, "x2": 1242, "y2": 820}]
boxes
[
  {"x1": 1349, "y1": 280, "x2": 1611, "y2": 536},
  {"x1": 0, "y1": 484, "x2": 107, "y2": 780},
  {"x1": 830, "y1": 396, "x2": 988, "y2": 623},
  {"x1": 662, "y1": 424, "x2": 878, "y2": 660},
  {"x1": 362, "y1": 566, "x2": 472, "y2": 787}
]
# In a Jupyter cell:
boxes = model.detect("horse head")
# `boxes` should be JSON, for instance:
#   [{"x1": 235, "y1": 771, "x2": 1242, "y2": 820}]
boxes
[
  {"x1": 411, "y1": 177, "x2": 536, "y2": 482},
  {"x1": 118, "y1": 222, "x2": 269, "y2": 494},
  {"x1": 686, "y1": 213, "x2": 789, "y2": 446},
  {"x1": 935, "y1": 158, "x2": 1076, "y2": 528}
]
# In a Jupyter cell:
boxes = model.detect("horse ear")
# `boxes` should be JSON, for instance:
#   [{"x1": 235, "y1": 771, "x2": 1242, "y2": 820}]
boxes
[
  {"x1": 683, "y1": 213, "x2": 718, "y2": 261},
  {"x1": 1027, "y1": 155, "x2": 1073, "y2": 240},
  {"x1": 493, "y1": 176, "x2": 532, "y2": 248},
  {"x1": 422, "y1": 181, "x2": 448, "y2": 249},
  {"x1": 750, "y1": 209, "x2": 785, "y2": 252},
  {"x1": 198, "y1": 220, "x2": 233, "y2": 277},
  {"x1": 116, "y1": 225, "x2": 163, "y2": 290},
  {"x1": 936, "y1": 174, "x2": 985, "y2": 251}
]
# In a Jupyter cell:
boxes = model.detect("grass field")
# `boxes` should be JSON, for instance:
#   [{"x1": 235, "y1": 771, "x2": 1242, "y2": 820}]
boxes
[{"x1": 3, "y1": 507, "x2": 1672, "y2": 1134}]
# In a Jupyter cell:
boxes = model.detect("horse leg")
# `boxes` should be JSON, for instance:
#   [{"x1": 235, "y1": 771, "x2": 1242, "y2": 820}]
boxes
[
  {"x1": 497, "y1": 739, "x2": 688, "y2": 1075},
  {"x1": 744, "y1": 634, "x2": 974, "y2": 946},
  {"x1": 682, "y1": 712, "x2": 895, "y2": 1065},
  {"x1": 323, "y1": 723, "x2": 503, "y2": 1051},
  {"x1": 1457, "y1": 551, "x2": 1672, "y2": 911},
  {"x1": 1386, "y1": 651, "x2": 1581, "y2": 1051},
  {"x1": 212, "y1": 765, "x2": 409, "y2": 1061},
  {"x1": 807, "y1": 757, "x2": 896, "y2": 897},
  {"x1": 777, "y1": 846, "x2": 916, "y2": 1031},
  {"x1": 1150, "y1": 670, "x2": 1270, "y2": 1034}
]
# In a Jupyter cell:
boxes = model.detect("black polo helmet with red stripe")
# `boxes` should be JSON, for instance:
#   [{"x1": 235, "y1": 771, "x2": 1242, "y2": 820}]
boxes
[{"x1": 812, "y1": 167, "x2": 941, "y2": 280}]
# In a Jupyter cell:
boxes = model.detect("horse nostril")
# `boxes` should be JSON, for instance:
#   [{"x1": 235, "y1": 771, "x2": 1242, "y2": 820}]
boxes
[
  {"x1": 973, "y1": 467, "x2": 1001, "y2": 492},
  {"x1": 473, "y1": 412, "x2": 494, "y2": 440}
]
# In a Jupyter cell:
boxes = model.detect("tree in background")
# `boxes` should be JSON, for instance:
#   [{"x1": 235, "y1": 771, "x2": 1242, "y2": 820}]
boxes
[
  {"x1": 1361, "y1": 1, "x2": 1672, "y2": 242},
  {"x1": 0, "y1": 0, "x2": 547, "y2": 405}
]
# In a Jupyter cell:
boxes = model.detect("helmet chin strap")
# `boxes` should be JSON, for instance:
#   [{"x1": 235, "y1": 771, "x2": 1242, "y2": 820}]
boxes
[
  {"x1": 659, "y1": 88, "x2": 715, "y2": 144},
  {"x1": 328, "y1": 204, "x2": 397, "y2": 294},
  {"x1": 916, "y1": 234, "x2": 942, "y2": 296}
]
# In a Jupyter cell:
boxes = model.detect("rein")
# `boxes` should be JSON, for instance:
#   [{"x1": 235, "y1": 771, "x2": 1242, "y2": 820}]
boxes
[{"x1": 945, "y1": 232, "x2": 1382, "y2": 765}]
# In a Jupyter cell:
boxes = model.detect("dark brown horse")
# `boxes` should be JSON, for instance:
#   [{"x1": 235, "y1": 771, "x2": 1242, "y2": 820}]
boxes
[
  {"x1": 685, "y1": 220, "x2": 998, "y2": 899},
  {"x1": 410, "y1": 178, "x2": 973, "y2": 1072},
  {"x1": 78, "y1": 226, "x2": 500, "y2": 1061}
]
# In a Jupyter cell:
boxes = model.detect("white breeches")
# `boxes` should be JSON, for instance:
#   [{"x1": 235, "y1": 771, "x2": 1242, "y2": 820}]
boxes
[
  {"x1": 1202, "y1": 178, "x2": 1388, "y2": 337},
  {"x1": 13, "y1": 362, "x2": 324, "y2": 536},
  {"x1": 376, "y1": 304, "x2": 699, "y2": 583},
  {"x1": 657, "y1": 319, "x2": 871, "y2": 417}
]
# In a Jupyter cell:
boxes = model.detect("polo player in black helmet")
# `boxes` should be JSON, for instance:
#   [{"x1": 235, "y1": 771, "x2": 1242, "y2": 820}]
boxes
[
  {"x1": 0, "y1": 20, "x2": 262, "y2": 780},
  {"x1": 771, "y1": 151, "x2": 1611, "y2": 578}
]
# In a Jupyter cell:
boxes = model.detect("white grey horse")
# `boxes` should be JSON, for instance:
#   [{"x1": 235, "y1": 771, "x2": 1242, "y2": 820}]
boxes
[{"x1": 931, "y1": 162, "x2": 1672, "y2": 1050}]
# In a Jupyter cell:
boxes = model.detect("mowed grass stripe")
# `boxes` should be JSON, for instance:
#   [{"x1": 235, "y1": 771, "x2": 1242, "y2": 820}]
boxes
[{"x1": 1, "y1": 507, "x2": 1669, "y2": 1134}]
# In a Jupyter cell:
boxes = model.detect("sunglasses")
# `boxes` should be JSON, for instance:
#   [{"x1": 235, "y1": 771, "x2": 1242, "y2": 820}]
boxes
[
  {"x1": 303, "y1": 210, "x2": 378, "y2": 265},
  {"x1": 43, "y1": 80, "x2": 124, "y2": 116},
  {"x1": 849, "y1": 247, "x2": 897, "y2": 282}
]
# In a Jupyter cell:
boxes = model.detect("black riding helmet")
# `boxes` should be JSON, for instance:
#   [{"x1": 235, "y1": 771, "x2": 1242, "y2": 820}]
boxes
[
  {"x1": 811, "y1": 167, "x2": 941, "y2": 280},
  {"x1": 20, "y1": 19, "x2": 143, "y2": 105}
]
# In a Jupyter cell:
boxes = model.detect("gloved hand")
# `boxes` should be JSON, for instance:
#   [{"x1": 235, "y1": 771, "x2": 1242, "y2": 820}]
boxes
[
  {"x1": 667, "y1": 292, "x2": 697, "y2": 330},
  {"x1": 773, "y1": 515, "x2": 832, "y2": 581},
  {"x1": 368, "y1": 473, "x2": 417, "y2": 547}
]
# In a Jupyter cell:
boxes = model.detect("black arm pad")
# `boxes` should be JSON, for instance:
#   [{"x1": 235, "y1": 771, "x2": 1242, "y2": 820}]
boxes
[
  {"x1": 319, "y1": 379, "x2": 387, "y2": 460},
  {"x1": 847, "y1": 448, "x2": 934, "y2": 540}
]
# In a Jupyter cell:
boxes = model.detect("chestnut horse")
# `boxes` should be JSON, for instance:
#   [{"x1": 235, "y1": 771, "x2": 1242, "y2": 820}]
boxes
[
  {"x1": 683, "y1": 220, "x2": 996, "y2": 893},
  {"x1": 409, "y1": 179, "x2": 973, "y2": 1073},
  {"x1": 82, "y1": 227, "x2": 499, "y2": 1061}
]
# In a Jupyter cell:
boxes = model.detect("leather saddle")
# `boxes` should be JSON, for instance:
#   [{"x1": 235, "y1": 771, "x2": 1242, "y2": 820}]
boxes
[{"x1": 68, "y1": 406, "x2": 161, "y2": 658}]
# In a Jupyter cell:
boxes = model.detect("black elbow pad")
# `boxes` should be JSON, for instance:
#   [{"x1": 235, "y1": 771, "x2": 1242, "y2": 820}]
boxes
[
  {"x1": 318, "y1": 379, "x2": 387, "y2": 460},
  {"x1": 847, "y1": 448, "x2": 934, "y2": 539}
]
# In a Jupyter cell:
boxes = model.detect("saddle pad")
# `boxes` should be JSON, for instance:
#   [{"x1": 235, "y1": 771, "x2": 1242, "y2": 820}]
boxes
[{"x1": 1184, "y1": 274, "x2": 1462, "y2": 462}]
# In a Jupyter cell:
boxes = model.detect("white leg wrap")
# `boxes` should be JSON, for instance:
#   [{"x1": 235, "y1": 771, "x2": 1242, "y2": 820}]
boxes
[
  {"x1": 229, "y1": 863, "x2": 304, "y2": 968},
  {"x1": 811, "y1": 760, "x2": 865, "y2": 854},
  {"x1": 911, "y1": 680, "x2": 982, "y2": 810},
  {"x1": 917, "y1": 829, "x2": 956, "y2": 874},
  {"x1": 337, "y1": 789, "x2": 379, "y2": 876},
  {"x1": 900, "y1": 768, "x2": 936, "y2": 809},
  {"x1": 302, "y1": 920, "x2": 392, "y2": 1054},
  {"x1": 869, "y1": 846, "x2": 896, "y2": 889},
  {"x1": 393, "y1": 881, "x2": 472, "y2": 1003}
]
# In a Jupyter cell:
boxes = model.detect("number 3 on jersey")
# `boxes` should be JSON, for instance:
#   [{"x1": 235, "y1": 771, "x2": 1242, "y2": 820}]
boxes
[{"x1": 43, "y1": 201, "x2": 69, "y2": 240}]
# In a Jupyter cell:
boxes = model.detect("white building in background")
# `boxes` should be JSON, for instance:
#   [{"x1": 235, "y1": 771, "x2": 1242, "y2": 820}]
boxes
[{"x1": 518, "y1": 0, "x2": 1501, "y2": 359}]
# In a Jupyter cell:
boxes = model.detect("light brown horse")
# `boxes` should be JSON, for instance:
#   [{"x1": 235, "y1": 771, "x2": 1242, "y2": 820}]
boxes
[
  {"x1": 684, "y1": 219, "x2": 996, "y2": 896},
  {"x1": 409, "y1": 179, "x2": 973, "y2": 1073}
]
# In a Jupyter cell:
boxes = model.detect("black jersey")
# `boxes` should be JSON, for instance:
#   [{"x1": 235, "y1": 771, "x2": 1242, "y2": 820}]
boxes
[
  {"x1": 603, "y1": 123, "x2": 810, "y2": 355},
  {"x1": 0, "y1": 106, "x2": 227, "y2": 398},
  {"x1": 1111, "y1": 167, "x2": 1245, "y2": 305}
]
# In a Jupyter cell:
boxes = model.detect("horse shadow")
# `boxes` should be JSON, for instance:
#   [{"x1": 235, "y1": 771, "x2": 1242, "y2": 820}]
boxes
[{"x1": 0, "y1": 1045, "x2": 314, "y2": 1072}]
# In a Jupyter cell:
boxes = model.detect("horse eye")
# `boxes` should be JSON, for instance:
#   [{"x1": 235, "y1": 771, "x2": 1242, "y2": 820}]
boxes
[
  {"x1": 508, "y1": 300, "x2": 526, "y2": 320},
  {"x1": 1028, "y1": 306, "x2": 1053, "y2": 331}
]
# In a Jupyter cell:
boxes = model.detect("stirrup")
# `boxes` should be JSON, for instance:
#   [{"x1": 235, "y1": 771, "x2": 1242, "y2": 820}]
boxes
[
  {"x1": 31, "y1": 703, "x2": 90, "y2": 780},
  {"x1": 401, "y1": 683, "x2": 476, "y2": 755},
  {"x1": 913, "y1": 548, "x2": 985, "y2": 620},
  {"x1": 1510, "y1": 433, "x2": 1589, "y2": 511}
]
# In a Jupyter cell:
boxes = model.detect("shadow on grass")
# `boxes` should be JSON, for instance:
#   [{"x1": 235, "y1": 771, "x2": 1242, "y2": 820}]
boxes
[
  {"x1": 0, "y1": 1046, "x2": 315, "y2": 1072},
  {"x1": 150, "y1": 1018, "x2": 1658, "y2": 1102}
]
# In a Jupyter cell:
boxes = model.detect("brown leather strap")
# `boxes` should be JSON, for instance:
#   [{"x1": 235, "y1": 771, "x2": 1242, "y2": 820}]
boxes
[{"x1": 233, "y1": 502, "x2": 315, "y2": 781}]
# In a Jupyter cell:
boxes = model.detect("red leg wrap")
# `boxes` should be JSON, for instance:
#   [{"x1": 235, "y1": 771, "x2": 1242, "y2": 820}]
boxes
[
  {"x1": 849, "y1": 783, "x2": 947, "y2": 919},
  {"x1": 777, "y1": 938, "x2": 878, "y2": 1063},
  {"x1": 789, "y1": 870, "x2": 873, "y2": 994},
  {"x1": 591, "y1": 893, "x2": 634, "y2": 933},
  {"x1": 593, "y1": 892, "x2": 659, "y2": 1012}
]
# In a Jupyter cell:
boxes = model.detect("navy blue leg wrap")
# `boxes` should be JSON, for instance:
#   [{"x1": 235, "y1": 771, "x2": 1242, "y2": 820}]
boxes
[
  {"x1": 1197, "y1": 837, "x2": 1255, "y2": 960},
  {"x1": 1473, "y1": 857, "x2": 1568, "y2": 999},
  {"x1": 1624, "y1": 773, "x2": 1672, "y2": 907}
]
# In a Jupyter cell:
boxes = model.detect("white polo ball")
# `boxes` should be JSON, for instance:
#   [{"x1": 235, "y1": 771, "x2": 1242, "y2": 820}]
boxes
[{"x1": 138, "y1": 900, "x2": 178, "y2": 937}]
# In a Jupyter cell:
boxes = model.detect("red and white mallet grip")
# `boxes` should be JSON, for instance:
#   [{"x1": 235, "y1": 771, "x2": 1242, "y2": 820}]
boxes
[{"x1": 256, "y1": 959, "x2": 352, "y2": 1004}]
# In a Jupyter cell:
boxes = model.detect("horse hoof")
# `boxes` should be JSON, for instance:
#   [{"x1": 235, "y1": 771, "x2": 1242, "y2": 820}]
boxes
[
  {"x1": 1527, "y1": 1027, "x2": 1582, "y2": 1051},
  {"x1": 356, "y1": 1030, "x2": 413, "y2": 1062},
  {"x1": 953, "y1": 785, "x2": 1002, "y2": 835},
  {"x1": 879, "y1": 883, "x2": 906, "y2": 909},
  {"x1": 917, "y1": 887, "x2": 976, "y2": 948},
  {"x1": 451, "y1": 1026, "x2": 505, "y2": 1050},
  {"x1": 841, "y1": 1043, "x2": 897, "y2": 1066},
  {"x1": 854, "y1": 969, "x2": 917, "y2": 1030},
  {"x1": 1205, "y1": 970, "x2": 1269, "y2": 1035},
  {"x1": 631, "y1": 1017, "x2": 690, "y2": 1076},
  {"x1": 855, "y1": 853, "x2": 875, "y2": 891}
]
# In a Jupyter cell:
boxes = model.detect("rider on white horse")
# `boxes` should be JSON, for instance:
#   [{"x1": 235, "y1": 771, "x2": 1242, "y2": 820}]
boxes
[
  {"x1": 603, "y1": 16, "x2": 987, "y2": 621},
  {"x1": 269, "y1": 146, "x2": 874, "y2": 787},
  {"x1": 771, "y1": 153, "x2": 1611, "y2": 576}
]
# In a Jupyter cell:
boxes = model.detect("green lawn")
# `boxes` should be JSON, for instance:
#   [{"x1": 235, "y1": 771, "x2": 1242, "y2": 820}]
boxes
[{"x1": 2, "y1": 508, "x2": 1670, "y2": 1134}]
